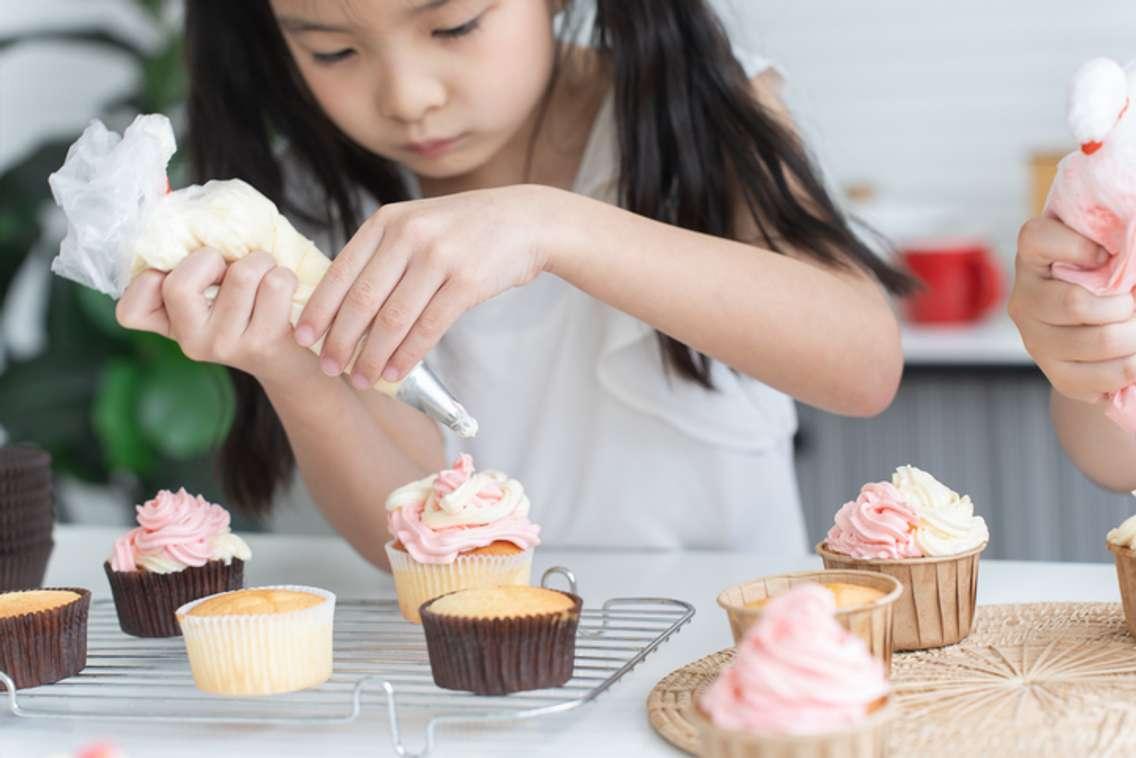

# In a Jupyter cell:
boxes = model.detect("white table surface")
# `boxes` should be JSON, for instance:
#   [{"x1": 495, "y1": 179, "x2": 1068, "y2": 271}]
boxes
[{"x1": 0, "y1": 525, "x2": 1120, "y2": 758}]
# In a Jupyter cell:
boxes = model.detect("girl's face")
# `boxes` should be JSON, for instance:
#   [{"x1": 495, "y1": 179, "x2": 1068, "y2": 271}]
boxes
[{"x1": 270, "y1": 0, "x2": 559, "y2": 179}]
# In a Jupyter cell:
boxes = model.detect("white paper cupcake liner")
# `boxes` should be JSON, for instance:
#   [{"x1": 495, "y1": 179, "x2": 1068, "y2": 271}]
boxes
[
  {"x1": 385, "y1": 540, "x2": 534, "y2": 623},
  {"x1": 175, "y1": 584, "x2": 335, "y2": 696}
]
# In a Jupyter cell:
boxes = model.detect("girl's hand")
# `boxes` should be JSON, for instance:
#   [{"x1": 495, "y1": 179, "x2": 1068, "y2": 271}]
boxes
[
  {"x1": 116, "y1": 249, "x2": 313, "y2": 385},
  {"x1": 294, "y1": 185, "x2": 553, "y2": 389},
  {"x1": 1009, "y1": 217, "x2": 1136, "y2": 402}
]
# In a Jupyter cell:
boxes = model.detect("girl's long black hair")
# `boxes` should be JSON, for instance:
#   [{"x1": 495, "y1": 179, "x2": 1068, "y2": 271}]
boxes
[{"x1": 183, "y1": 0, "x2": 914, "y2": 516}]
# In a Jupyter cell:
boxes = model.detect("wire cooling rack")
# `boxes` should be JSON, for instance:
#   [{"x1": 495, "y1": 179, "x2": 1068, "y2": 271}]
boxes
[{"x1": 0, "y1": 568, "x2": 694, "y2": 757}]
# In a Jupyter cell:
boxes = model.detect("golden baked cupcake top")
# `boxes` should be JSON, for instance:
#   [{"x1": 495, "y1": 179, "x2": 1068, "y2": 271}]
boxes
[
  {"x1": 0, "y1": 590, "x2": 81, "y2": 619},
  {"x1": 425, "y1": 586, "x2": 576, "y2": 620},
  {"x1": 744, "y1": 582, "x2": 885, "y2": 611},
  {"x1": 186, "y1": 588, "x2": 325, "y2": 618}
]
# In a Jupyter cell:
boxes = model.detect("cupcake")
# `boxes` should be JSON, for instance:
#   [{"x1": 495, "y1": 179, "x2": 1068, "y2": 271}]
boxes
[
  {"x1": 1107, "y1": 515, "x2": 1136, "y2": 637},
  {"x1": 716, "y1": 570, "x2": 902, "y2": 669},
  {"x1": 695, "y1": 584, "x2": 893, "y2": 758},
  {"x1": 0, "y1": 587, "x2": 90, "y2": 689},
  {"x1": 175, "y1": 585, "x2": 335, "y2": 696},
  {"x1": 104, "y1": 488, "x2": 250, "y2": 637},
  {"x1": 0, "y1": 446, "x2": 55, "y2": 591},
  {"x1": 817, "y1": 466, "x2": 988, "y2": 651},
  {"x1": 420, "y1": 586, "x2": 581, "y2": 695},
  {"x1": 385, "y1": 454, "x2": 539, "y2": 623}
]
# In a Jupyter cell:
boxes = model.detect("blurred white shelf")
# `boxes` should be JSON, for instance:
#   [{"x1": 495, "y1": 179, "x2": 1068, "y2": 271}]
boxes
[{"x1": 902, "y1": 314, "x2": 1033, "y2": 366}]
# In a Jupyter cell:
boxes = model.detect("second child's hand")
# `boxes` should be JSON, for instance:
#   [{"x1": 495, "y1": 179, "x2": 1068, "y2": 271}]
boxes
[{"x1": 294, "y1": 185, "x2": 559, "y2": 389}]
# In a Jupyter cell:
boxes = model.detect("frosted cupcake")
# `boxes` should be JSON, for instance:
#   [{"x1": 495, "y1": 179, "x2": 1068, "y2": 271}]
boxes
[
  {"x1": 104, "y1": 488, "x2": 251, "y2": 637},
  {"x1": 695, "y1": 584, "x2": 893, "y2": 758},
  {"x1": 1107, "y1": 515, "x2": 1136, "y2": 637},
  {"x1": 385, "y1": 454, "x2": 539, "y2": 623},
  {"x1": 817, "y1": 466, "x2": 988, "y2": 650}
]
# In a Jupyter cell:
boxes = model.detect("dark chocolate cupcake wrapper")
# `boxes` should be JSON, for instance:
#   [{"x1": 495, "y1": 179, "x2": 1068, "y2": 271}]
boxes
[
  {"x1": 0, "y1": 476, "x2": 52, "y2": 496},
  {"x1": 0, "y1": 446, "x2": 51, "y2": 475},
  {"x1": 0, "y1": 541, "x2": 54, "y2": 592},
  {"x1": 0, "y1": 586, "x2": 89, "y2": 689},
  {"x1": 104, "y1": 558, "x2": 245, "y2": 637},
  {"x1": 0, "y1": 522, "x2": 55, "y2": 552},
  {"x1": 420, "y1": 591, "x2": 582, "y2": 695}
]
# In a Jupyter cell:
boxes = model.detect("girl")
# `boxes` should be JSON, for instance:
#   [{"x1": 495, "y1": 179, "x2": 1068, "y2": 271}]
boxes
[
  {"x1": 1011, "y1": 217, "x2": 1136, "y2": 492},
  {"x1": 115, "y1": 0, "x2": 913, "y2": 567}
]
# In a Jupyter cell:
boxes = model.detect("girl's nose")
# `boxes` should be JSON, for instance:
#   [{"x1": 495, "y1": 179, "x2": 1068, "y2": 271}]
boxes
[{"x1": 376, "y1": 64, "x2": 447, "y2": 125}]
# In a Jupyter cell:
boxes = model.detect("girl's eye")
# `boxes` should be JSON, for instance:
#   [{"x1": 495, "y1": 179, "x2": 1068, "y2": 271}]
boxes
[
  {"x1": 312, "y1": 49, "x2": 355, "y2": 64},
  {"x1": 433, "y1": 17, "x2": 481, "y2": 39}
]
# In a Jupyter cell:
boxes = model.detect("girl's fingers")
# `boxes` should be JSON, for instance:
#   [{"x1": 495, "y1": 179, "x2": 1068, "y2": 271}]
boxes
[
  {"x1": 1049, "y1": 354, "x2": 1136, "y2": 403},
  {"x1": 382, "y1": 279, "x2": 471, "y2": 383},
  {"x1": 1029, "y1": 277, "x2": 1135, "y2": 326},
  {"x1": 247, "y1": 266, "x2": 299, "y2": 342},
  {"x1": 1029, "y1": 319, "x2": 1136, "y2": 363},
  {"x1": 161, "y1": 248, "x2": 228, "y2": 342},
  {"x1": 319, "y1": 243, "x2": 409, "y2": 377},
  {"x1": 348, "y1": 264, "x2": 445, "y2": 389},
  {"x1": 1017, "y1": 217, "x2": 1108, "y2": 275},
  {"x1": 295, "y1": 214, "x2": 388, "y2": 348},
  {"x1": 209, "y1": 251, "x2": 276, "y2": 342},
  {"x1": 116, "y1": 270, "x2": 171, "y2": 337}
]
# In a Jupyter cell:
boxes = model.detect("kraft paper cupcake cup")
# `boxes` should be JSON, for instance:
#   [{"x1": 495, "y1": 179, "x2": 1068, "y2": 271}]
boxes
[
  {"x1": 420, "y1": 589, "x2": 581, "y2": 695},
  {"x1": 692, "y1": 696, "x2": 895, "y2": 758},
  {"x1": 716, "y1": 570, "x2": 903, "y2": 670},
  {"x1": 0, "y1": 587, "x2": 90, "y2": 690},
  {"x1": 0, "y1": 540, "x2": 54, "y2": 592},
  {"x1": 1108, "y1": 542, "x2": 1136, "y2": 637},
  {"x1": 0, "y1": 446, "x2": 51, "y2": 476},
  {"x1": 385, "y1": 540, "x2": 534, "y2": 624},
  {"x1": 175, "y1": 585, "x2": 335, "y2": 696},
  {"x1": 817, "y1": 541, "x2": 984, "y2": 652},
  {"x1": 104, "y1": 558, "x2": 245, "y2": 637}
]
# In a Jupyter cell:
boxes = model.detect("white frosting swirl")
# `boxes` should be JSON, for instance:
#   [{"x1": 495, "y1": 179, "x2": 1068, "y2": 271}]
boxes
[
  {"x1": 134, "y1": 532, "x2": 251, "y2": 574},
  {"x1": 1108, "y1": 514, "x2": 1136, "y2": 549},
  {"x1": 891, "y1": 466, "x2": 988, "y2": 557}
]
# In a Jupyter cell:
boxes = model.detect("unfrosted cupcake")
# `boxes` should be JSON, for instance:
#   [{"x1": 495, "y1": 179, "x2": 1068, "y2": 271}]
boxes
[
  {"x1": 104, "y1": 488, "x2": 250, "y2": 637},
  {"x1": 817, "y1": 466, "x2": 988, "y2": 650},
  {"x1": 385, "y1": 454, "x2": 539, "y2": 623},
  {"x1": 695, "y1": 584, "x2": 893, "y2": 758},
  {"x1": 0, "y1": 587, "x2": 90, "y2": 689}
]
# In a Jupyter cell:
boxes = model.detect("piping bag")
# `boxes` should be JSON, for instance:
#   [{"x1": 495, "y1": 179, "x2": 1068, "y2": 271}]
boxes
[{"x1": 47, "y1": 114, "x2": 478, "y2": 438}]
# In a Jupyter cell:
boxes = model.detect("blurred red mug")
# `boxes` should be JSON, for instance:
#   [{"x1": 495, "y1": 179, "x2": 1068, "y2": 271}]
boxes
[{"x1": 900, "y1": 240, "x2": 1003, "y2": 324}]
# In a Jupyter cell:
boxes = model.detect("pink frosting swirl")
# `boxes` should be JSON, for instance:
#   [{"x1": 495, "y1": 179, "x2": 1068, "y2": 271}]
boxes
[
  {"x1": 700, "y1": 584, "x2": 889, "y2": 735},
  {"x1": 110, "y1": 488, "x2": 232, "y2": 571},
  {"x1": 826, "y1": 482, "x2": 921, "y2": 560},
  {"x1": 387, "y1": 455, "x2": 540, "y2": 564}
]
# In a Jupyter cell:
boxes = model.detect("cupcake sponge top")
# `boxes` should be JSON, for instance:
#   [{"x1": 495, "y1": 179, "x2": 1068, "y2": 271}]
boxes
[
  {"x1": 426, "y1": 586, "x2": 576, "y2": 619},
  {"x1": 0, "y1": 590, "x2": 81, "y2": 619},
  {"x1": 186, "y1": 588, "x2": 325, "y2": 617}
]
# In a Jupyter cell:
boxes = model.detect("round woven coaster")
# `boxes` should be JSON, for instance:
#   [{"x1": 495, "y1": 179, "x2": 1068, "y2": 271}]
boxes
[{"x1": 646, "y1": 602, "x2": 1136, "y2": 756}]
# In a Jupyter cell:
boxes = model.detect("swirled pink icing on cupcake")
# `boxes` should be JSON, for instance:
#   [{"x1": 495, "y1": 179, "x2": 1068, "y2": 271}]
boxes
[
  {"x1": 700, "y1": 584, "x2": 889, "y2": 735},
  {"x1": 386, "y1": 454, "x2": 540, "y2": 564},
  {"x1": 110, "y1": 488, "x2": 250, "y2": 573},
  {"x1": 825, "y1": 482, "x2": 921, "y2": 560}
]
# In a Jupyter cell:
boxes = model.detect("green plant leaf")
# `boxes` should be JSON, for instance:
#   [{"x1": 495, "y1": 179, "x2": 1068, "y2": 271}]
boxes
[
  {"x1": 137, "y1": 358, "x2": 234, "y2": 460},
  {"x1": 76, "y1": 286, "x2": 129, "y2": 341},
  {"x1": 93, "y1": 359, "x2": 155, "y2": 475},
  {"x1": 0, "y1": 353, "x2": 101, "y2": 465}
]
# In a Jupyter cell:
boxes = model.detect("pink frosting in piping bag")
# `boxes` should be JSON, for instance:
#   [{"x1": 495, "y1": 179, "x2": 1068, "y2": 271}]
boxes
[
  {"x1": 825, "y1": 482, "x2": 921, "y2": 560},
  {"x1": 700, "y1": 584, "x2": 890, "y2": 735},
  {"x1": 387, "y1": 454, "x2": 540, "y2": 564},
  {"x1": 110, "y1": 488, "x2": 233, "y2": 571}
]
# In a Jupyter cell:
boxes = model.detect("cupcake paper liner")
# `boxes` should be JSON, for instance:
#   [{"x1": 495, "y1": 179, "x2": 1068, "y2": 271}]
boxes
[
  {"x1": 385, "y1": 540, "x2": 534, "y2": 624},
  {"x1": 175, "y1": 584, "x2": 335, "y2": 696},
  {"x1": 0, "y1": 587, "x2": 90, "y2": 690},
  {"x1": 1109, "y1": 542, "x2": 1136, "y2": 638},
  {"x1": 0, "y1": 477, "x2": 52, "y2": 499},
  {"x1": 420, "y1": 590, "x2": 582, "y2": 695},
  {"x1": 0, "y1": 541, "x2": 54, "y2": 592},
  {"x1": 0, "y1": 446, "x2": 51, "y2": 475},
  {"x1": 716, "y1": 570, "x2": 902, "y2": 670},
  {"x1": 817, "y1": 542, "x2": 984, "y2": 651},
  {"x1": 104, "y1": 558, "x2": 245, "y2": 638},
  {"x1": 692, "y1": 697, "x2": 895, "y2": 758}
]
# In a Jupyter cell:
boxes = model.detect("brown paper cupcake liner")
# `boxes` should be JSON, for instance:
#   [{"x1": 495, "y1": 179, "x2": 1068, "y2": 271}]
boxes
[
  {"x1": 0, "y1": 541, "x2": 54, "y2": 592},
  {"x1": 1109, "y1": 542, "x2": 1136, "y2": 638},
  {"x1": 817, "y1": 541, "x2": 984, "y2": 651},
  {"x1": 0, "y1": 446, "x2": 51, "y2": 474},
  {"x1": 0, "y1": 492, "x2": 53, "y2": 518},
  {"x1": 104, "y1": 558, "x2": 245, "y2": 637},
  {"x1": 0, "y1": 477, "x2": 52, "y2": 497},
  {"x1": 0, "y1": 516, "x2": 55, "y2": 549},
  {"x1": 716, "y1": 570, "x2": 903, "y2": 670},
  {"x1": 420, "y1": 591, "x2": 582, "y2": 695},
  {"x1": 0, "y1": 587, "x2": 90, "y2": 690}
]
